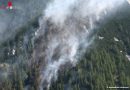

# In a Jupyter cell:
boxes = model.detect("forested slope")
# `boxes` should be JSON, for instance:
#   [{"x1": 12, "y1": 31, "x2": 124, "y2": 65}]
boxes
[
  {"x1": 0, "y1": 2, "x2": 130, "y2": 90},
  {"x1": 50, "y1": 3, "x2": 130, "y2": 90}
]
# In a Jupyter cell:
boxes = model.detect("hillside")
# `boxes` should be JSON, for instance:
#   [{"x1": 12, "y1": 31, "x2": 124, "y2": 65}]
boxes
[
  {"x1": 49, "y1": 3, "x2": 130, "y2": 90},
  {"x1": 0, "y1": 1, "x2": 130, "y2": 90}
]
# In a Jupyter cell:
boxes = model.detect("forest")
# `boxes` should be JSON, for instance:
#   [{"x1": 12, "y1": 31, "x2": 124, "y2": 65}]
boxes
[{"x1": 0, "y1": 2, "x2": 130, "y2": 90}]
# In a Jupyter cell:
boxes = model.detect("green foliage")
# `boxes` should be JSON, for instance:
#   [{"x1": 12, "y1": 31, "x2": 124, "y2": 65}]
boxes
[
  {"x1": 0, "y1": 3, "x2": 130, "y2": 90},
  {"x1": 50, "y1": 5, "x2": 130, "y2": 90}
]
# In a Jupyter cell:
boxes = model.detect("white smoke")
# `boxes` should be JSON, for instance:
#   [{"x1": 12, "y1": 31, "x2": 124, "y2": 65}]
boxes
[
  {"x1": 32, "y1": 0, "x2": 126, "y2": 90},
  {"x1": 44, "y1": 0, "x2": 76, "y2": 25}
]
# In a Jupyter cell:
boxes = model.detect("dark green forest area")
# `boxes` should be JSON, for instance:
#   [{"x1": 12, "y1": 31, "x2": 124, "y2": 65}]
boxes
[
  {"x1": 50, "y1": 4, "x2": 130, "y2": 90},
  {"x1": 0, "y1": 3, "x2": 130, "y2": 90}
]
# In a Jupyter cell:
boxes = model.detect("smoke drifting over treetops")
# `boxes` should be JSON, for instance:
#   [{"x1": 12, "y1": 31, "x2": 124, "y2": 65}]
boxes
[
  {"x1": 32, "y1": 0, "x2": 125, "y2": 90},
  {"x1": 0, "y1": 0, "x2": 127, "y2": 90}
]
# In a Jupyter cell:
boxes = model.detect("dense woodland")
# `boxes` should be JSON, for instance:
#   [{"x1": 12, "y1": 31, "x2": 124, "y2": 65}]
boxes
[
  {"x1": 50, "y1": 3, "x2": 130, "y2": 90},
  {"x1": 0, "y1": 2, "x2": 130, "y2": 90}
]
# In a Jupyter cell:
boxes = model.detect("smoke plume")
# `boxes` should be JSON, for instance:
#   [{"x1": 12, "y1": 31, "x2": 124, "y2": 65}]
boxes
[
  {"x1": 0, "y1": 0, "x2": 127, "y2": 89},
  {"x1": 31, "y1": 0, "x2": 125, "y2": 90}
]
